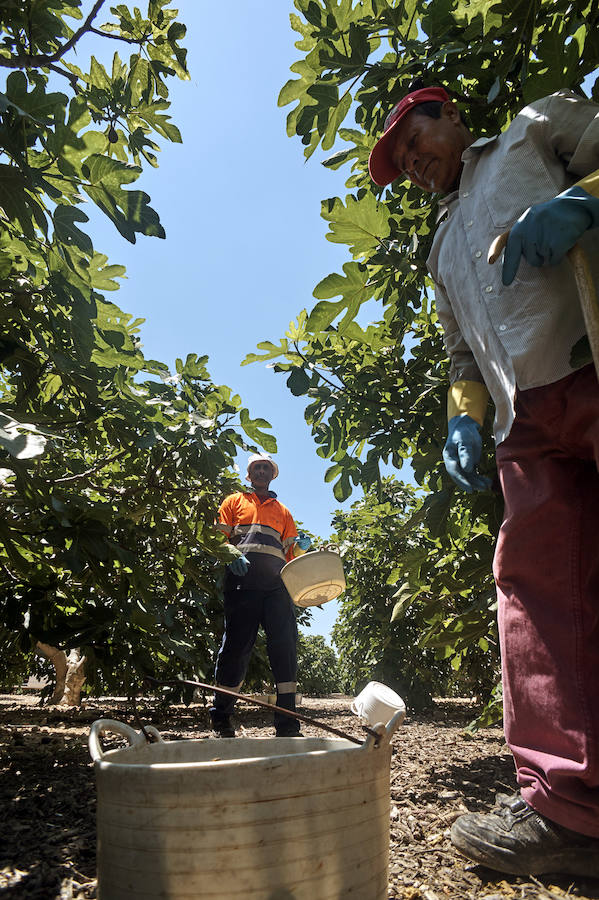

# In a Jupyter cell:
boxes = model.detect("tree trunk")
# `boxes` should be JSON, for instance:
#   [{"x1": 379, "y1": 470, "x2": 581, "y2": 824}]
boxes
[
  {"x1": 35, "y1": 643, "x2": 87, "y2": 705},
  {"x1": 62, "y1": 648, "x2": 86, "y2": 706},
  {"x1": 36, "y1": 641, "x2": 67, "y2": 704}
]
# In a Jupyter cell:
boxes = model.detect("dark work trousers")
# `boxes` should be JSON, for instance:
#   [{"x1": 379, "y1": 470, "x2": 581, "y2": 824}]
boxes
[{"x1": 211, "y1": 580, "x2": 299, "y2": 732}]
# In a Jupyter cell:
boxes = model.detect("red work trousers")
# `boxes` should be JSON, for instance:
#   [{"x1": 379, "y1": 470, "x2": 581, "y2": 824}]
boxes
[{"x1": 494, "y1": 363, "x2": 599, "y2": 837}]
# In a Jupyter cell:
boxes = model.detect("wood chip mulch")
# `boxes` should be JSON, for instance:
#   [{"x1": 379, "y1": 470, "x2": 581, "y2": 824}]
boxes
[{"x1": 1, "y1": 694, "x2": 598, "y2": 900}]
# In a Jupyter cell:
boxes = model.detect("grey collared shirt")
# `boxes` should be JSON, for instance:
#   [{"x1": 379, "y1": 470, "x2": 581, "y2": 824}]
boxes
[{"x1": 426, "y1": 90, "x2": 599, "y2": 444}]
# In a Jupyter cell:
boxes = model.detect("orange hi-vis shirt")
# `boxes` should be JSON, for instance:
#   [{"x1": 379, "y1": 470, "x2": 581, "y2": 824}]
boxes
[{"x1": 217, "y1": 491, "x2": 299, "y2": 589}]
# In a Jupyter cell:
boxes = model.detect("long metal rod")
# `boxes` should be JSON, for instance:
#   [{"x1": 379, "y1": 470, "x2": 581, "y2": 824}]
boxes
[{"x1": 143, "y1": 676, "x2": 366, "y2": 746}]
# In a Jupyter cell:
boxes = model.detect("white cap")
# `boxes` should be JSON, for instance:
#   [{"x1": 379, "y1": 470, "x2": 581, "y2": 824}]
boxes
[{"x1": 246, "y1": 452, "x2": 279, "y2": 480}]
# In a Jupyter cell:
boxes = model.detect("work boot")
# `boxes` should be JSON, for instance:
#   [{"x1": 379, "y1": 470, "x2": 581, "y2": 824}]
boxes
[
  {"x1": 451, "y1": 792, "x2": 599, "y2": 876},
  {"x1": 273, "y1": 690, "x2": 300, "y2": 737},
  {"x1": 274, "y1": 716, "x2": 302, "y2": 738},
  {"x1": 210, "y1": 714, "x2": 236, "y2": 738},
  {"x1": 275, "y1": 725, "x2": 303, "y2": 738}
]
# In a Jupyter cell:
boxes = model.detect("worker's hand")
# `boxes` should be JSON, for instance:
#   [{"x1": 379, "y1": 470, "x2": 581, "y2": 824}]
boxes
[
  {"x1": 502, "y1": 187, "x2": 599, "y2": 285},
  {"x1": 295, "y1": 532, "x2": 311, "y2": 551},
  {"x1": 228, "y1": 555, "x2": 250, "y2": 576},
  {"x1": 443, "y1": 415, "x2": 492, "y2": 493}
]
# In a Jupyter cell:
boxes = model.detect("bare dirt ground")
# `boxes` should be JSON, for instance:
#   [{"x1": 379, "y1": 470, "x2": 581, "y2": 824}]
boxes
[{"x1": 1, "y1": 693, "x2": 598, "y2": 900}]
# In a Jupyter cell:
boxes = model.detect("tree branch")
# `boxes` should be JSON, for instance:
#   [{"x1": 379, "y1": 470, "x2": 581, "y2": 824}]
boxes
[
  {"x1": 45, "y1": 62, "x2": 80, "y2": 89},
  {"x1": 0, "y1": 0, "x2": 106, "y2": 70},
  {"x1": 89, "y1": 25, "x2": 149, "y2": 45},
  {"x1": 292, "y1": 340, "x2": 348, "y2": 392},
  {"x1": 39, "y1": 0, "x2": 107, "y2": 63},
  {"x1": 52, "y1": 448, "x2": 129, "y2": 483}
]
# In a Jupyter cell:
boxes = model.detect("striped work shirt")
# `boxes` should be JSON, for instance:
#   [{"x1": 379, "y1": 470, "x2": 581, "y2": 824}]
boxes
[
  {"x1": 426, "y1": 90, "x2": 599, "y2": 445},
  {"x1": 217, "y1": 491, "x2": 298, "y2": 589}
]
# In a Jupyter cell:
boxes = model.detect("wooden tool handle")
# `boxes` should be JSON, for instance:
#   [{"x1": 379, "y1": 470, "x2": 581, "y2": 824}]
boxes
[
  {"x1": 486, "y1": 230, "x2": 599, "y2": 379},
  {"x1": 487, "y1": 230, "x2": 509, "y2": 264},
  {"x1": 568, "y1": 245, "x2": 599, "y2": 376}
]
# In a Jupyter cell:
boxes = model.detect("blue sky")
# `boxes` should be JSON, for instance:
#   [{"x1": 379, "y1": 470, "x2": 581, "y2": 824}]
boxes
[{"x1": 78, "y1": 2, "x2": 371, "y2": 642}]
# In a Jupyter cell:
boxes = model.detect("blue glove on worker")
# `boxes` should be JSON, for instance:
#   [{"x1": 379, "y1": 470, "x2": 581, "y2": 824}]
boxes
[
  {"x1": 228, "y1": 554, "x2": 250, "y2": 576},
  {"x1": 295, "y1": 532, "x2": 311, "y2": 551},
  {"x1": 443, "y1": 415, "x2": 492, "y2": 493},
  {"x1": 503, "y1": 186, "x2": 599, "y2": 285}
]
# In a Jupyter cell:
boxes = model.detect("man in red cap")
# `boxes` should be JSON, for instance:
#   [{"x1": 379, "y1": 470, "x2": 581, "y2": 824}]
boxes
[
  {"x1": 368, "y1": 81, "x2": 599, "y2": 877},
  {"x1": 368, "y1": 85, "x2": 468, "y2": 192}
]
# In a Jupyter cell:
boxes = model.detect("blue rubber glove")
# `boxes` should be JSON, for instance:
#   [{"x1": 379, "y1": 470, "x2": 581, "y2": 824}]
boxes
[
  {"x1": 295, "y1": 532, "x2": 311, "y2": 551},
  {"x1": 503, "y1": 186, "x2": 599, "y2": 285},
  {"x1": 443, "y1": 415, "x2": 492, "y2": 493},
  {"x1": 228, "y1": 555, "x2": 250, "y2": 576}
]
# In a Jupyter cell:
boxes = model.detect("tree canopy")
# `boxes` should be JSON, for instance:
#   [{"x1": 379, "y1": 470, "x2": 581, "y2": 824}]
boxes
[
  {"x1": 0, "y1": 1, "x2": 276, "y2": 695},
  {"x1": 297, "y1": 632, "x2": 342, "y2": 695},
  {"x1": 243, "y1": 0, "x2": 599, "y2": 713},
  {"x1": 331, "y1": 478, "x2": 499, "y2": 711}
]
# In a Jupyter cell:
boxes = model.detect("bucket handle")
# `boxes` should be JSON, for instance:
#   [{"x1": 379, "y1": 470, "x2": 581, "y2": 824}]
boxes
[
  {"x1": 386, "y1": 707, "x2": 406, "y2": 739},
  {"x1": 361, "y1": 707, "x2": 406, "y2": 750},
  {"x1": 89, "y1": 718, "x2": 163, "y2": 762}
]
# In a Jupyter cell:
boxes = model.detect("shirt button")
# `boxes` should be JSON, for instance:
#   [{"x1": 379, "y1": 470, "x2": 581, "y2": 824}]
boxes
[
  {"x1": 466, "y1": 220, "x2": 473, "y2": 227},
  {"x1": 475, "y1": 250, "x2": 482, "y2": 258},
  {"x1": 499, "y1": 324, "x2": 507, "y2": 331},
  {"x1": 485, "y1": 285, "x2": 493, "y2": 293},
  {"x1": 462, "y1": 191, "x2": 469, "y2": 197}
]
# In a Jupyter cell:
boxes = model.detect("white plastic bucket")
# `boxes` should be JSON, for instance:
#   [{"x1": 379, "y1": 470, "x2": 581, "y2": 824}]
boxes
[
  {"x1": 280, "y1": 549, "x2": 346, "y2": 607},
  {"x1": 351, "y1": 682, "x2": 406, "y2": 727},
  {"x1": 89, "y1": 712, "x2": 404, "y2": 899}
]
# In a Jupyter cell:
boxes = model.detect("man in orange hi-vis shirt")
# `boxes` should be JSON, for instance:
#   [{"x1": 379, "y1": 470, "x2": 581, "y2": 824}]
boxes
[{"x1": 212, "y1": 453, "x2": 311, "y2": 738}]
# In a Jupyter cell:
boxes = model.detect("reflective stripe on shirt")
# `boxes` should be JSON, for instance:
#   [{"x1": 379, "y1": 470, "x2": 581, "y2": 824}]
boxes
[{"x1": 218, "y1": 491, "x2": 298, "y2": 578}]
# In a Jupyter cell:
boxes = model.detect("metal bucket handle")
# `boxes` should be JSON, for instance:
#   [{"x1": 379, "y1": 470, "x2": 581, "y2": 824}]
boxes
[{"x1": 89, "y1": 718, "x2": 163, "y2": 762}]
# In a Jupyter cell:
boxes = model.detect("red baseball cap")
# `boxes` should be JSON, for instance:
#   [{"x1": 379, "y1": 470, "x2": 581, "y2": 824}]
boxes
[{"x1": 368, "y1": 87, "x2": 450, "y2": 186}]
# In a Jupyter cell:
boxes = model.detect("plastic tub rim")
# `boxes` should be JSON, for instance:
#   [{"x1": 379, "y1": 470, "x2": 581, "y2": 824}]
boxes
[{"x1": 93, "y1": 737, "x2": 371, "y2": 775}]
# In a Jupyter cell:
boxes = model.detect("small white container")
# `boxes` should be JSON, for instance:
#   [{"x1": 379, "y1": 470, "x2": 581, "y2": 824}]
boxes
[
  {"x1": 281, "y1": 549, "x2": 345, "y2": 607},
  {"x1": 351, "y1": 681, "x2": 406, "y2": 727}
]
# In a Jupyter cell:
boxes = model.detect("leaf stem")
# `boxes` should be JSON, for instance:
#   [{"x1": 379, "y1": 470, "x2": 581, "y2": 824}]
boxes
[
  {"x1": 89, "y1": 25, "x2": 149, "y2": 45},
  {"x1": 52, "y1": 449, "x2": 129, "y2": 483}
]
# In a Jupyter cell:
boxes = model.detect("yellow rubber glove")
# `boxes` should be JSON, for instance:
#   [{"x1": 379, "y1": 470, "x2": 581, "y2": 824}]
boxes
[
  {"x1": 447, "y1": 380, "x2": 489, "y2": 426},
  {"x1": 576, "y1": 170, "x2": 599, "y2": 199}
]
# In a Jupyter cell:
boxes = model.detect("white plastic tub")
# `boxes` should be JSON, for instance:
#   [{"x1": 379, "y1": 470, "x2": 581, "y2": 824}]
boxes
[
  {"x1": 280, "y1": 549, "x2": 346, "y2": 607},
  {"x1": 89, "y1": 711, "x2": 404, "y2": 899}
]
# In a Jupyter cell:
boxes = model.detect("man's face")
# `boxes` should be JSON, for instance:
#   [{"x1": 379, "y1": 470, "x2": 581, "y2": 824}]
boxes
[
  {"x1": 389, "y1": 102, "x2": 471, "y2": 194},
  {"x1": 249, "y1": 461, "x2": 273, "y2": 488}
]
